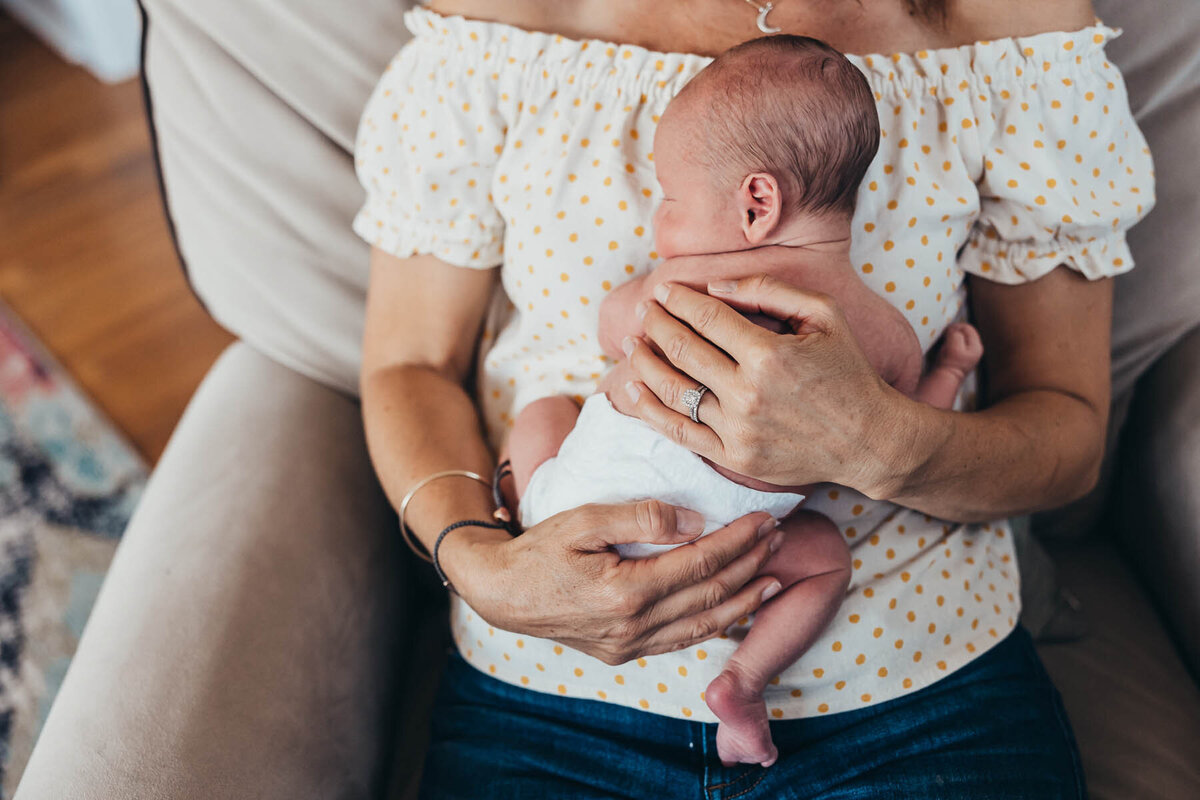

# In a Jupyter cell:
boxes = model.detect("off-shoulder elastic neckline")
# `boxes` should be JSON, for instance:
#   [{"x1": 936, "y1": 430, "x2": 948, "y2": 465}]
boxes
[{"x1": 408, "y1": 7, "x2": 1119, "y2": 86}]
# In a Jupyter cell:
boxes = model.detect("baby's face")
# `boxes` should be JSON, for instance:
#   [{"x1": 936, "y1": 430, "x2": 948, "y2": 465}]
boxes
[{"x1": 651, "y1": 100, "x2": 745, "y2": 260}]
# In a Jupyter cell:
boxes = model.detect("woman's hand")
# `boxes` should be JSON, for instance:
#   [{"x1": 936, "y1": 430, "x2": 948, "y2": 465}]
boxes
[
  {"x1": 609, "y1": 275, "x2": 905, "y2": 494},
  {"x1": 441, "y1": 501, "x2": 785, "y2": 666},
  {"x1": 611, "y1": 268, "x2": 1115, "y2": 523}
]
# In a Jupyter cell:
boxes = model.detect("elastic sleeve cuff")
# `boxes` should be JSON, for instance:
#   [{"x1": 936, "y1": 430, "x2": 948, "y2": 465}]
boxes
[
  {"x1": 958, "y1": 228, "x2": 1135, "y2": 285},
  {"x1": 352, "y1": 202, "x2": 504, "y2": 269}
]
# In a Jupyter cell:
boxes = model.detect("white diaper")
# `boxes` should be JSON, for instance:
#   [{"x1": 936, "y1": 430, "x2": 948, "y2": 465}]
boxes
[{"x1": 518, "y1": 394, "x2": 805, "y2": 558}]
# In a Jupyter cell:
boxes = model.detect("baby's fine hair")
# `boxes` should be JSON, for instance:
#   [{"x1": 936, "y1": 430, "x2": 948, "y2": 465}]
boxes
[{"x1": 684, "y1": 35, "x2": 881, "y2": 218}]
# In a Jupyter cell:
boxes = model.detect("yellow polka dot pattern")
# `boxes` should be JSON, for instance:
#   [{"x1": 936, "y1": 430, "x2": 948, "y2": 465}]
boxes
[
  {"x1": 851, "y1": 36, "x2": 1152, "y2": 288},
  {"x1": 352, "y1": 9, "x2": 1154, "y2": 722}
]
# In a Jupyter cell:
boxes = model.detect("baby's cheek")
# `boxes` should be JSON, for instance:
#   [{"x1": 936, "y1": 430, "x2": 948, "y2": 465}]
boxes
[{"x1": 653, "y1": 218, "x2": 684, "y2": 261}]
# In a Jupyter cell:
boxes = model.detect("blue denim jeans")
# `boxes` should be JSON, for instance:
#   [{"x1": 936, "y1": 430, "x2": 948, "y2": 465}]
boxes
[{"x1": 419, "y1": 626, "x2": 1085, "y2": 799}]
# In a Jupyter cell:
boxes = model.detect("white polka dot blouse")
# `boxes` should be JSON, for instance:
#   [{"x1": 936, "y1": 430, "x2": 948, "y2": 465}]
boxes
[{"x1": 353, "y1": 8, "x2": 1154, "y2": 721}]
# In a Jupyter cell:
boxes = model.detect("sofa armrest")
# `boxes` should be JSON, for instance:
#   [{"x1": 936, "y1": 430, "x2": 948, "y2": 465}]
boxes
[{"x1": 1115, "y1": 324, "x2": 1200, "y2": 678}]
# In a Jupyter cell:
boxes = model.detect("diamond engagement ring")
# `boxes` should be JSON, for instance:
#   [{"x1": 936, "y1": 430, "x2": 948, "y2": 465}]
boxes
[{"x1": 681, "y1": 385, "x2": 709, "y2": 423}]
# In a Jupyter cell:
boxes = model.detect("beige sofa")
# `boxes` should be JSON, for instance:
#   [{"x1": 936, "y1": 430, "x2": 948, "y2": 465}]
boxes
[{"x1": 15, "y1": 0, "x2": 1200, "y2": 798}]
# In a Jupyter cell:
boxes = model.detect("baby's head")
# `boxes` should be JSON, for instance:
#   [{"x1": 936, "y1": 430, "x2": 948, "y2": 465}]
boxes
[{"x1": 652, "y1": 36, "x2": 880, "y2": 259}]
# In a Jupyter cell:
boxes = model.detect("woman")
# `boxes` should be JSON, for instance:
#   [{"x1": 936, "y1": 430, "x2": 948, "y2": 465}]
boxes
[{"x1": 355, "y1": 0, "x2": 1151, "y2": 795}]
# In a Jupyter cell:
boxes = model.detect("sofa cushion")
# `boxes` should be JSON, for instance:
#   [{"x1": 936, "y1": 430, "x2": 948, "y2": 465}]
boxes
[
  {"x1": 140, "y1": 0, "x2": 415, "y2": 395},
  {"x1": 1096, "y1": 0, "x2": 1200, "y2": 400},
  {"x1": 1038, "y1": 540, "x2": 1200, "y2": 799},
  {"x1": 1114, "y1": 325, "x2": 1200, "y2": 675}
]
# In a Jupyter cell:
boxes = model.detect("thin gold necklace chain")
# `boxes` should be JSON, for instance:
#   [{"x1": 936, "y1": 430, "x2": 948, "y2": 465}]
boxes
[{"x1": 739, "y1": 0, "x2": 784, "y2": 33}]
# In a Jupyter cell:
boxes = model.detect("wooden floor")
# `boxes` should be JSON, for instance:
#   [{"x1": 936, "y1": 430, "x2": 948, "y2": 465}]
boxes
[{"x1": 0, "y1": 13, "x2": 234, "y2": 464}]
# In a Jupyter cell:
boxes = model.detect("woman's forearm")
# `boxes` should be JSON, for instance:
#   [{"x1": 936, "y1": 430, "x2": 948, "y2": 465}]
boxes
[
  {"x1": 362, "y1": 361, "x2": 785, "y2": 661},
  {"x1": 361, "y1": 364, "x2": 510, "y2": 589},
  {"x1": 868, "y1": 386, "x2": 1106, "y2": 523}
]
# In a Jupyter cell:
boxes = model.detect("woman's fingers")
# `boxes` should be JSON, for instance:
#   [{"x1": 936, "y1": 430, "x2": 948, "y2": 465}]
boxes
[
  {"x1": 565, "y1": 499, "x2": 706, "y2": 553},
  {"x1": 624, "y1": 380, "x2": 725, "y2": 462},
  {"x1": 646, "y1": 282, "x2": 768, "y2": 363},
  {"x1": 707, "y1": 275, "x2": 839, "y2": 335},
  {"x1": 637, "y1": 294, "x2": 739, "y2": 389},
  {"x1": 639, "y1": 524, "x2": 784, "y2": 631},
  {"x1": 625, "y1": 512, "x2": 779, "y2": 653},
  {"x1": 637, "y1": 574, "x2": 783, "y2": 658},
  {"x1": 636, "y1": 511, "x2": 775, "y2": 600},
  {"x1": 623, "y1": 337, "x2": 722, "y2": 426}
]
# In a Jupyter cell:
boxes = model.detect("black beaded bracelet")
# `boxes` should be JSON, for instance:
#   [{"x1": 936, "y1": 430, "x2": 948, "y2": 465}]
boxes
[
  {"x1": 433, "y1": 519, "x2": 512, "y2": 595},
  {"x1": 492, "y1": 459, "x2": 514, "y2": 520}
]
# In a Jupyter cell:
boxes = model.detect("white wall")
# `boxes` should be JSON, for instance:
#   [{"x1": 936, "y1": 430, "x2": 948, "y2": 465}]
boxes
[{"x1": 2, "y1": 0, "x2": 141, "y2": 83}]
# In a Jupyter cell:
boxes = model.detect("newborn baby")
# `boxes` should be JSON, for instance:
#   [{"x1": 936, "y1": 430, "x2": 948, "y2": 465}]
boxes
[{"x1": 501, "y1": 35, "x2": 982, "y2": 768}]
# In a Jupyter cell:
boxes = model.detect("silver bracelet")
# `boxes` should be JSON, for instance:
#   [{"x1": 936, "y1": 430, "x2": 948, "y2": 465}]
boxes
[{"x1": 397, "y1": 470, "x2": 491, "y2": 563}]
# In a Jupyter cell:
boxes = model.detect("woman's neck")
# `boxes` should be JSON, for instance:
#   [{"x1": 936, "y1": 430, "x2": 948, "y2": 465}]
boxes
[
  {"x1": 428, "y1": 0, "x2": 940, "y2": 57},
  {"x1": 425, "y1": 0, "x2": 1095, "y2": 60}
]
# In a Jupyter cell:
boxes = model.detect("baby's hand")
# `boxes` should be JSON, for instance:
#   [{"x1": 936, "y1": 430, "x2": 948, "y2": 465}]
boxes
[
  {"x1": 598, "y1": 273, "x2": 650, "y2": 359},
  {"x1": 597, "y1": 357, "x2": 637, "y2": 404},
  {"x1": 935, "y1": 322, "x2": 984, "y2": 375}
]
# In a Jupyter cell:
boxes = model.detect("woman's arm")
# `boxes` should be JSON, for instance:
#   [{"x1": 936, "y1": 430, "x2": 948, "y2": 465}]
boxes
[
  {"x1": 360, "y1": 249, "x2": 502, "y2": 551},
  {"x1": 613, "y1": 267, "x2": 1110, "y2": 523},
  {"x1": 361, "y1": 247, "x2": 785, "y2": 664},
  {"x1": 878, "y1": 268, "x2": 1110, "y2": 519}
]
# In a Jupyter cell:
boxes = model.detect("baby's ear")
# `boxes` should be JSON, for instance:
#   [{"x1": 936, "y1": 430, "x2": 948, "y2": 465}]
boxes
[{"x1": 739, "y1": 173, "x2": 783, "y2": 245}]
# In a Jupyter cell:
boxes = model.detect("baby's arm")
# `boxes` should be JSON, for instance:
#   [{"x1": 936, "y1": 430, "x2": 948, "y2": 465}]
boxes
[
  {"x1": 911, "y1": 322, "x2": 984, "y2": 410},
  {"x1": 505, "y1": 396, "x2": 582, "y2": 500}
]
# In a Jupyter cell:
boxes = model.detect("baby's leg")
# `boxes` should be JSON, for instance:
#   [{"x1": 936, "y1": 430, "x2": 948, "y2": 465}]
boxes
[
  {"x1": 506, "y1": 395, "x2": 582, "y2": 499},
  {"x1": 911, "y1": 322, "x2": 984, "y2": 409},
  {"x1": 705, "y1": 511, "x2": 851, "y2": 767}
]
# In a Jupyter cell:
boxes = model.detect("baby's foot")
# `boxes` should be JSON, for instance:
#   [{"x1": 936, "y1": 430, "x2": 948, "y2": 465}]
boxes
[
  {"x1": 935, "y1": 322, "x2": 984, "y2": 376},
  {"x1": 705, "y1": 669, "x2": 778, "y2": 768}
]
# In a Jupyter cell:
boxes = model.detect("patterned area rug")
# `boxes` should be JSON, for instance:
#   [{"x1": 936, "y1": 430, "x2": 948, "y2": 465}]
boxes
[{"x1": 0, "y1": 300, "x2": 146, "y2": 796}]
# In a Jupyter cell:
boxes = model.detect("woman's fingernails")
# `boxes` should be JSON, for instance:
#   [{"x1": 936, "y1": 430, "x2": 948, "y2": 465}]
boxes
[
  {"x1": 676, "y1": 508, "x2": 705, "y2": 535},
  {"x1": 708, "y1": 280, "x2": 737, "y2": 294},
  {"x1": 761, "y1": 581, "x2": 782, "y2": 602},
  {"x1": 624, "y1": 381, "x2": 641, "y2": 403},
  {"x1": 652, "y1": 283, "x2": 670, "y2": 303},
  {"x1": 756, "y1": 517, "x2": 780, "y2": 539},
  {"x1": 621, "y1": 336, "x2": 636, "y2": 357},
  {"x1": 636, "y1": 301, "x2": 649, "y2": 320},
  {"x1": 769, "y1": 531, "x2": 785, "y2": 553}
]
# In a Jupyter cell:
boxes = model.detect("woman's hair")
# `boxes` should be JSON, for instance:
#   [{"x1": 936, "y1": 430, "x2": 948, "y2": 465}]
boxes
[{"x1": 682, "y1": 35, "x2": 881, "y2": 219}]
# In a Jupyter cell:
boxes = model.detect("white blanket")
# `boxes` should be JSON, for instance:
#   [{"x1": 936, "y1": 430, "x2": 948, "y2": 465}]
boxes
[{"x1": 519, "y1": 394, "x2": 805, "y2": 558}]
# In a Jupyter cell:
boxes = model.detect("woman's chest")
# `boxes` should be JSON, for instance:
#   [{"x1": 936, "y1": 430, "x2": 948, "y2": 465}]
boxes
[
  {"x1": 488, "y1": 73, "x2": 667, "y2": 340},
  {"x1": 430, "y1": 0, "x2": 953, "y2": 57}
]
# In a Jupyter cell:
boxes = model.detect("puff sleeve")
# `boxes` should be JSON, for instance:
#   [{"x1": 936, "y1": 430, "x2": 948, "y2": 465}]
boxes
[
  {"x1": 352, "y1": 37, "x2": 506, "y2": 268},
  {"x1": 960, "y1": 28, "x2": 1155, "y2": 284}
]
